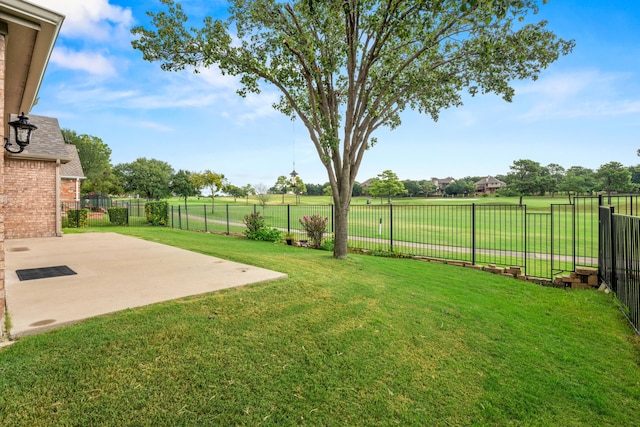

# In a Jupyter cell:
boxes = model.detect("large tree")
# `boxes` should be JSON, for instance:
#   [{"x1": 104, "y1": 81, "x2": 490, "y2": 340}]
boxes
[
  {"x1": 170, "y1": 169, "x2": 198, "y2": 207},
  {"x1": 273, "y1": 175, "x2": 290, "y2": 203},
  {"x1": 505, "y1": 159, "x2": 547, "y2": 205},
  {"x1": 596, "y1": 162, "x2": 636, "y2": 202},
  {"x1": 545, "y1": 163, "x2": 565, "y2": 198},
  {"x1": 558, "y1": 166, "x2": 594, "y2": 202},
  {"x1": 114, "y1": 158, "x2": 174, "y2": 199},
  {"x1": 62, "y1": 129, "x2": 117, "y2": 195},
  {"x1": 190, "y1": 170, "x2": 225, "y2": 212},
  {"x1": 444, "y1": 179, "x2": 476, "y2": 196},
  {"x1": 132, "y1": 0, "x2": 573, "y2": 258},
  {"x1": 368, "y1": 170, "x2": 407, "y2": 203}
]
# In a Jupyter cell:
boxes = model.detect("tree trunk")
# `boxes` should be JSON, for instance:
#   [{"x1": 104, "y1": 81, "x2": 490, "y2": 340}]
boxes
[
  {"x1": 333, "y1": 200, "x2": 350, "y2": 259},
  {"x1": 332, "y1": 179, "x2": 353, "y2": 259}
]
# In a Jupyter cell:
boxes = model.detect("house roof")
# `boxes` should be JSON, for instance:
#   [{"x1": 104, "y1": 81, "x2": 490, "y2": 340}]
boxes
[
  {"x1": 475, "y1": 176, "x2": 506, "y2": 185},
  {"x1": 0, "y1": 0, "x2": 64, "y2": 114},
  {"x1": 7, "y1": 113, "x2": 71, "y2": 162},
  {"x1": 61, "y1": 144, "x2": 86, "y2": 179}
]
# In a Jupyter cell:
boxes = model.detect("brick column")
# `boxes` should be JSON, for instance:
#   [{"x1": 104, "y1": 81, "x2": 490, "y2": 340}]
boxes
[{"x1": 0, "y1": 30, "x2": 6, "y2": 338}]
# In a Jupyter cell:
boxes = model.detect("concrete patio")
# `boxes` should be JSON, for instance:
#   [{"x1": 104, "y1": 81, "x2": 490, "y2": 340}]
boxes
[{"x1": 4, "y1": 232, "x2": 287, "y2": 338}]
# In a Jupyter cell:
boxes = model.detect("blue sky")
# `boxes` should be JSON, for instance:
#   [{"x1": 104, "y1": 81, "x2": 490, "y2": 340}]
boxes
[{"x1": 28, "y1": 0, "x2": 640, "y2": 188}]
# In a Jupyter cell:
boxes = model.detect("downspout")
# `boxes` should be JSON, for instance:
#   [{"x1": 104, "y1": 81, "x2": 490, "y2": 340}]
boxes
[{"x1": 55, "y1": 159, "x2": 61, "y2": 236}]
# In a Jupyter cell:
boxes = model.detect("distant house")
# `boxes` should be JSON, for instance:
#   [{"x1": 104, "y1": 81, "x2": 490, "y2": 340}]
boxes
[
  {"x1": 431, "y1": 177, "x2": 455, "y2": 195},
  {"x1": 475, "y1": 176, "x2": 506, "y2": 194},
  {"x1": 5, "y1": 115, "x2": 83, "y2": 238}
]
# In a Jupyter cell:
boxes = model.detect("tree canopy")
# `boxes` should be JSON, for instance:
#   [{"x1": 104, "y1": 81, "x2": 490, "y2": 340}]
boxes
[
  {"x1": 190, "y1": 170, "x2": 225, "y2": 212},
  {"x1": 504, "y1": 159, "x2": 547, "y2": 205},
  {"x1": 170, "y1": 169, "x2": 198, "y2": 207},
  {"x1": 596, "y1": 162, "x2": 636, "y2": 200},
  {"x1": 368, "y1": 170, "x2": 407, "y2": 203},
  {"x1": 62, "y1": 129, "x2": 119, "y2": 195},
  {"x1": 114, "y1": 157, "x2": 174, "y2": 199},
  {"x1": 132, "y1": 0, "x2": 574, "y2": 258},
  {"x1": 444, "y1": 179, "x2": 476, "y2": 196}
]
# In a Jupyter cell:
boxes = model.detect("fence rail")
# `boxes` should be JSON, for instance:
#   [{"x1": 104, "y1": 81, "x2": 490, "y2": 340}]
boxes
[
  {"x1": 599, "y1": 206, "x2": 640, "y2": 333},
  {"x1": 63, "y1": 194, "x2": 640, "y2": 280}
]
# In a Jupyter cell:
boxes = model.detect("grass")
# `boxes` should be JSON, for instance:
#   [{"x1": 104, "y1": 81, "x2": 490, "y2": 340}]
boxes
[{"x1": 1, "y1": 227, "x2": 639, "y2": 425}]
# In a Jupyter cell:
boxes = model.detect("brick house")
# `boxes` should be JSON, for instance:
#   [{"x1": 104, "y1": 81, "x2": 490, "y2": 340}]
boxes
[
  {"x1": 5, "y1": 114, "x2": 84, "y2": 238},
  {"x1": 0, "y1": 1, "x2": 64, "y2": 338},
  {"x1": 61, "y1": 144, "x2": 86, "y2": 206},
  {"x1": 431, "y1": 177, "x2": 455, "y2": 195},
  {"x1": 475, "y1": 176, "x2": 506, "y2": 194}
]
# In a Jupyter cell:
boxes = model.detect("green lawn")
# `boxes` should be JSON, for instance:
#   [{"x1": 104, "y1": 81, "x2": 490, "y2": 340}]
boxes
[
  {"x1": 162, "y1": 197, "x2": 601, "y2": 277},
  {"x1": 1, "y1": 228, "x2": 639, "y2": 426}
]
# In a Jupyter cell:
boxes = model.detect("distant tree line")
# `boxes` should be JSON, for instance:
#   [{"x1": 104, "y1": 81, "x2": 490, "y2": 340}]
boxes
[{"x1": 63, "y1": 129, "x2": 639, "y2": 207}]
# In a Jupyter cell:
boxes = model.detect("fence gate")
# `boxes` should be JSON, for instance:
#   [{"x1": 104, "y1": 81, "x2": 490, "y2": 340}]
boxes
[{"x1": 550, "y1": 203, "x2": 575, "y2": 278}]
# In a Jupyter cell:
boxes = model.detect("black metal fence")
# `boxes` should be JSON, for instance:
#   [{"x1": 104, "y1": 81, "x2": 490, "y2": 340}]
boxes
[
  {"x1": 61, "y1": 199, "x2": 149, "y2": 227},
  {"x1": 62, "y1": 194, "x2": 640, "y2": 280},
  {"x1": 599, "y1": 206, "x2": 640, "y2": 333}
]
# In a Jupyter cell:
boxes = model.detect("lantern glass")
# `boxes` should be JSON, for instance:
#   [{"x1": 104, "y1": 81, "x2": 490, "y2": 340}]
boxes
[{"x1": 16, "y1": 127, "x2": 32, "y2": 145}]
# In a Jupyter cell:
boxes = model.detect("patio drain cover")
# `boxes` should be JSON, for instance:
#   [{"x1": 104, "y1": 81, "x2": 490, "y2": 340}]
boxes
[{"x1": 16, "y1": 265, "x2": 77, "y2": 281}]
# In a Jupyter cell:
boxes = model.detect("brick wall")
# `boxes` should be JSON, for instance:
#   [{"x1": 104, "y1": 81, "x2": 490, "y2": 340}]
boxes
[
  {"x1": 4, "y1": 159, "x2": 58, "y2": 239},
  {"x1": 61, "y1": 178, "x2": 80, "y2": 204},
  {"x1": 0, "y1": 32, "x2": 6, "y2": 336}
]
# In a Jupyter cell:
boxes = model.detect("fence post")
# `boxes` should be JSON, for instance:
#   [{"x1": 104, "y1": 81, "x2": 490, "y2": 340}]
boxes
[
  {"x1": 226, "y1": 204, "x2": 230, "y2": 235},
  {"x1": 390, "y1": 203, "x2": 394, "y2": 252},
  {"x1": 178, "y1": 205, "x2": 182, "y2": 229},
  {"x1": 126, "y1": 202, "x2": 130, "y2": 226},
  {"x1": 524, "y1": 205, "x2": 528, "y2": 275},
  {"x1": 185, "y1": 204, "x2": 189, "y2": 230},
  {"x1": 610, "y1": 207, "x2": 617, "y2": 292},
  {"x1": 287, "y1": 204, "x2": 291, "y2": 234},
  {"x1": 471, "y1": 203, "x2": 476, "y2": 265},
  {"x1": 572, "y1": 202, "x2": 576, "y2": 270},
  {"x1": 331, "y1": 204, "x2": 334, "y2": 233},
  {"x1": 204, "y1": 205, "x2": 208, "y2": 232},
  {"x1": 254, "y1": 204, "x2": 257, "y2": 214}
]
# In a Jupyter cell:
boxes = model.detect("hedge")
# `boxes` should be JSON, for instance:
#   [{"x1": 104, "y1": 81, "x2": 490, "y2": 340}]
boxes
[
  {"x1": 107, "y1": 207, "x2": 128, "y2": 225},
  {"x1": 145, "y1": 201, "x2": 169, "y2": 226}
]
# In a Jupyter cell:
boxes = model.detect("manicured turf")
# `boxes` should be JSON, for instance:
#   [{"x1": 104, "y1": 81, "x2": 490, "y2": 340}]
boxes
[{"x1": 2, "y1": 228, "x2": 638, "y2": 426}]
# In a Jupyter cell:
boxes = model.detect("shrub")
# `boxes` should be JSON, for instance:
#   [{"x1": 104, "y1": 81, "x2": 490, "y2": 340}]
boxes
[
  {"x1": 299, "y1": 214, "x2": 329, "y2": 249},
  {"x1": 145, "y1": 201, "x2": 169, "y2": 226},
  {"x1": 243, "y1": 212, "x2": 282, "y2": 242},
  {"x1": 66, "y1": 209, "x2": 89, "y2": 228},
  {"x1": 107, "y1": 207, "x2": 128, "y2": 225},
  {"x1": 320, "y1": 237, "x2": 334, "y2": 251}
]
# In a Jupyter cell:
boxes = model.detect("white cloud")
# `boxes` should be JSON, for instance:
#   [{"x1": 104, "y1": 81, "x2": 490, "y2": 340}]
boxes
[
  {"x1": 195, "y1": 66, "x2": 241, "y2": 90},
  {"x1": 50, "y1": 47, "x2": 118, "y2": 77},
  {"x1": 514, "y1": 69, "x2": 640, "y2": 120},
  {"x1": 31, "y1": 0, "x2": 133, "y2": 42},
  {"x1": 138, "y1": 121, "x2": 175, "y2": 132}
]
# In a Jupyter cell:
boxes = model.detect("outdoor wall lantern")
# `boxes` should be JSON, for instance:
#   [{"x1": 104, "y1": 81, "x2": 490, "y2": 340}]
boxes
[
  {"x1": 4, "y1": 112, "x2": 37, "y2": 154},
  {"x1": 290, "y1": 166, "x2": 298, "y2": 188}
]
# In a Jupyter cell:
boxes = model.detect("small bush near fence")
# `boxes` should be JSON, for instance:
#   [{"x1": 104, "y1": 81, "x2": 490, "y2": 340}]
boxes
[
  {"x1": 107, "y1": 207, "x2": 128, "y2": 225},
  {"x1": 299, "y1": 214, "x2": 329, "y2": 249},
  {"x1": 243, "y1": 212, "x2": 282, "y2": 242},
  {"x1": 145, "y1": 201, "x2": 169, "y2": 226},
  {"x1": 66, "y1": 209, "x2": 89, "y2": 228}
]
